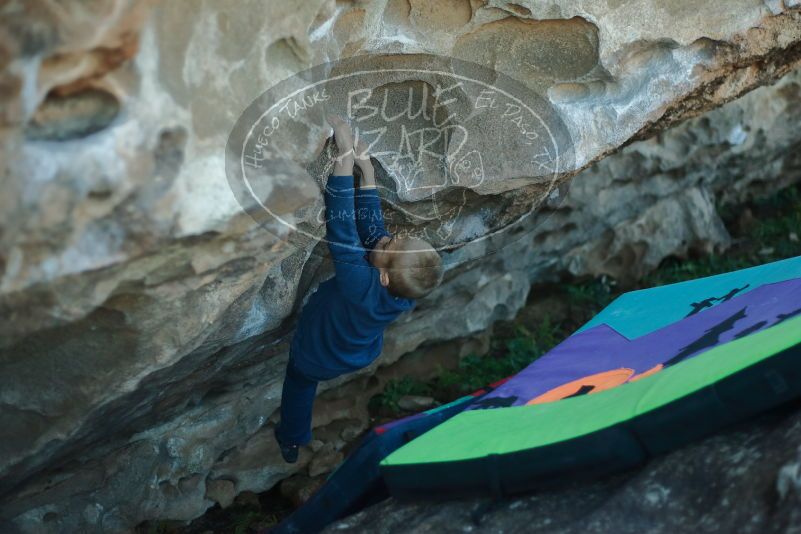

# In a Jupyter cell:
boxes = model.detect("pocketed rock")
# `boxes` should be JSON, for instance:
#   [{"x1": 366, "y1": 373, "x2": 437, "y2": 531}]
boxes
[
  {"x1": 397, "y1": 395, "x2": 437, "y2": 411},
  {"x1": 204, "y1": 479, "x2": 236, "y2": 510},
  {"x1": 308, "y1": 444, "x2": 345, "y2": 479},
  {"x1": 280, "y1": 474, "x2": 327, "y2": 508}
]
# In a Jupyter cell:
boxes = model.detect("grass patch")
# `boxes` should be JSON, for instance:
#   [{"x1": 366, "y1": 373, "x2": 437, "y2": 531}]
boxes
[
  {"x1": 368, "y1": 376, "x2": 433, "y2": 414},
  {"x1": 370, "y1": 317, "x2": 568, "y2": 418},
  {"x1": 434, "y1": 318, "x2": 562, "y2": 396}
]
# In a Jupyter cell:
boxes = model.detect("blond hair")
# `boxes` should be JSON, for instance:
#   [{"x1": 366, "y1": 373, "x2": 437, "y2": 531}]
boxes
[{"x1": 385, "y1": 238, "x2": 444, "y2": 299}]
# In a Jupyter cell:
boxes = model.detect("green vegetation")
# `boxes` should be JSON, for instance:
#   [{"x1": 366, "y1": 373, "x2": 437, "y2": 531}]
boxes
[
  {"x1": 369, "y1": 317, "x2": 571, "y2": 419},
  {"x1": 644, "y1": 185, "x2": 801, "y2": 288},
  {"x1": 370, "y1": 184, "x2": 801, "y2": 419},
  {"x1": 369, "y1": 376, "x2": 433, "y2": 413},
  {"x1": 435, "y1": 318, "x2": 561, "y2": 395}
]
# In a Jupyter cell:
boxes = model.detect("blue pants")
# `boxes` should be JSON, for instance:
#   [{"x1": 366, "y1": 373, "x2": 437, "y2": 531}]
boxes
[{"x1": 276, "y1": 355, "x2": 341, "y2": 446}]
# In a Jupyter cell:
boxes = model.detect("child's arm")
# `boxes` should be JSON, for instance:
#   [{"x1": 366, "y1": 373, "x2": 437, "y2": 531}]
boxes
[
  {"x1": 325, "y1": 116, "x2": 374, "y2": 300},
  {"x1": 354, "y1": 139, "x2": 390, "y2": 250}
]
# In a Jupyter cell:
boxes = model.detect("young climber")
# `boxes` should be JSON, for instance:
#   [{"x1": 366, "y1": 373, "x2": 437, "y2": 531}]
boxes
[{"x1": 274, "y1": 115, "x2": 444, "y2": 463}]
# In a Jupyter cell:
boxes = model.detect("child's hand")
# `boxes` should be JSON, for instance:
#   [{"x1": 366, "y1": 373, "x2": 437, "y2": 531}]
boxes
[{"x1": 326, "y1": 115, "x2": 353, "y2": 161}]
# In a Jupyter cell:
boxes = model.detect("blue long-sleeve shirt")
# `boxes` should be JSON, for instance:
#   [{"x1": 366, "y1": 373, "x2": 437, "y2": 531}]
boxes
[{"x1": 290, "y1": 175, "x2": 415, "y2": 380}]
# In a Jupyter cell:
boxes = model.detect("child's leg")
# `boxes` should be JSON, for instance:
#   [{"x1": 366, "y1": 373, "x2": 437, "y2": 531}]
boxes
[{"x1": 276, "y1": 359, "x2": 320, "y2": 446}]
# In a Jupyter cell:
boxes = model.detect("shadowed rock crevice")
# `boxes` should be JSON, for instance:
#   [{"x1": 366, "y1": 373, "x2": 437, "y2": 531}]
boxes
[{"x1": 24, "y1": 88, "x2": 121, "y2": 141}]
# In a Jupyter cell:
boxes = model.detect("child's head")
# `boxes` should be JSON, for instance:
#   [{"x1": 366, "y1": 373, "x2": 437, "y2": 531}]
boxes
[{"x1": 369, "y1": 236, "x2": 443, "y2": 299}]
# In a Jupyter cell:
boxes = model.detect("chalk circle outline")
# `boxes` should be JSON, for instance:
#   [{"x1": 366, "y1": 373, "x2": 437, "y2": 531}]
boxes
[{"x1": 225, "y1": 54, "x2": 575, "y2": 264}]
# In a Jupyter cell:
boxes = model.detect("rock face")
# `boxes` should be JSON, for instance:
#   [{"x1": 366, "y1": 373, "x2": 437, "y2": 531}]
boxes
[
  {"x1": 1, "y1": 1, "x2": 801, "y2": 532},
  {"x1": 326, "y1": 401, "x2": 801, "y2": 534}
]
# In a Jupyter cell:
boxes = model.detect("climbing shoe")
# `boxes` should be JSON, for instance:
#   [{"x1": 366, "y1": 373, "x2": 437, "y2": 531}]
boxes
[{"x1": 274, "y1": 426, "x2": 299, "y2": 464}]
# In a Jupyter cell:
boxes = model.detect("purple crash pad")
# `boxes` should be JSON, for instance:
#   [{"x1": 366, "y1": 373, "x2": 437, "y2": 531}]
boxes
[{"x1": 470, "y1": 279, "x2": 801, "y2": 409}]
